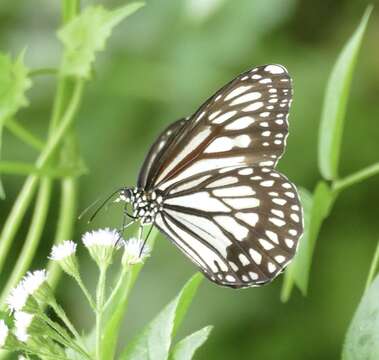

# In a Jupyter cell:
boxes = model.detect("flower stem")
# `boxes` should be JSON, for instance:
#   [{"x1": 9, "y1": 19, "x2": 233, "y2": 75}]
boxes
[
  {"x1": 5, "y1": 118, "x2": 44, "y2": 150},
  {"x1": 96, "y1": 266, "x2": 107, "y2": 360},
  {"x1": 104, "y1": 266, "x2": 129, "y2": 311},
  {"x1": 75, "y1": 273, "x2": 97, "y2": 311},
  {"x1": 47, "y1": 178, "x2": 78, "y2": 289},
  {"x1": 39, "y1": 312, "x2": 90, "y2": 359},
  {"x1": 50, "y1": 299, "x2": 90, "y2": 357},
  {"x1": 0, "y1": 178, "x2": 52, "y2": 307},
  {"x1": 29, "y1": 67, "x2": 58, "y2": 78},
  {"x1": 332, "y1": 162, "x2": 379, "y2": 193}
]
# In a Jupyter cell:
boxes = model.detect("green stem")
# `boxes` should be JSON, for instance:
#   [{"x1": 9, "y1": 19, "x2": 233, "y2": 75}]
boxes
[
  {"x1": 0, "y1": 178, "x2": 52, "y2": 308},
  {"x1": 365, "y1": 239, "x2": 379, "y2": 291},
  {"x1": 0, "y1": 175, "x2": 39, "y2": 273},
  {"x1": 0, "y1": 160, "x2": 85, "y2": 177},
  {"x1": 332, "y1": 162, "x2": 379, "y2": 193},
  {"x1": 51, "y1": 300, "x2": 88, "y2": 352},
  {"x1": 39, "y1": 312, "x2": 90, "y2": 359},
  {"x1": 47, "y1": 178, "x2": 78, "y2": 289},
  {"x1": 0, "y1": 80, "x2": 83, "y2": 277},
  {"x1": 96, "y1": 267, "x2": 107, "y2": 360},
  {"x1": 36, "y1": 80, "x2": 84, "y2": 168},
  {"x1": 104, "y1": 266, "x2": 129, "y2": 311},
  {"x1": 5, "y1": 118, "x2": 44, "y2": 150},
  {"x1": 29, "y1": 67, "x2": 58, "y2": 78},
  {"x1": 74, "y1": 273, "x2": 97, "y2": 310}
]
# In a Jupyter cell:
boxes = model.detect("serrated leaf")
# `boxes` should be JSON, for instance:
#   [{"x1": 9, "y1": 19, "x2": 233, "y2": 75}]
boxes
[
  {"x1": 120, "y1": 273, "x2": 203, "y2": 360},
  {"x1": 281, "y1": 182, "x2": 334, "y2": 301},
  {"x1": 343, "y1": 274, "x2": 379, "y2": 359},
  {"x1": 170, "y1": 326, "x2": 213, "y2": 360},
  {"x1": 318, "y1": 6, "x2": 372, "y2": 180},
  {"x1": 0, "y1": 51, "x2": 32, "y2": 199},
  {"x1": 58, "y1": 2, "x2": 144, "y2": 78}
]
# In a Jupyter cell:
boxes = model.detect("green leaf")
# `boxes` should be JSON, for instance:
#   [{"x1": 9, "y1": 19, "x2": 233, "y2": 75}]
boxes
[
  {"x1": 0, "y1": 51, "x2": 32, "y2": 199},
  {"x1": 343, "y1": 274, "x2": 379, "y2": 359},
  {"x1": 318, "y1": 6, "x2": 372, "y2": 180},
  {"x1": 120, "y1": 273, "x2": 203, "y2": 360},
  {"x1": 58, "y1": 2, "x2": 145, "y2": 78},
  {"x1": 281, "y1": 182, "x2": 334, "y2": 301},
  {"x1": 170, "y1": 326, "x2": 213, "y2": 360}
]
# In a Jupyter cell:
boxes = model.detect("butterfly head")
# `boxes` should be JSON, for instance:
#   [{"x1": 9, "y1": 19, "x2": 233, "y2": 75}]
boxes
[
  {"x1": 118, "y1": 187, "x2": 163, "y2": 225},
  {"x1": 117, "y1": 187, "x2": 134, "y2": 203}
]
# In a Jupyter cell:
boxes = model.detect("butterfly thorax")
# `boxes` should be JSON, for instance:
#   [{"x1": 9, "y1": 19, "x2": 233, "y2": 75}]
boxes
[{"x1": 120, "y1": 187, "x2": 164, "y2": 225}]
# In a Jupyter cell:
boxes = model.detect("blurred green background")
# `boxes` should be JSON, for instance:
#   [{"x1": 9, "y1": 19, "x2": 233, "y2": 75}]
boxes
[{"x1": 1, "y1": 0, "x2": 379, "y2": 359}]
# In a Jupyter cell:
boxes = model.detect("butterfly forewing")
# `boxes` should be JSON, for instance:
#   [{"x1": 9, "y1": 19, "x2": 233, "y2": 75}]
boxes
[
  {"x1": 154, "y1": 166, "x2": 302, "y2": 287},
  {"x1": 140, "y1": 64, "x2": 292, "y2": 191}
]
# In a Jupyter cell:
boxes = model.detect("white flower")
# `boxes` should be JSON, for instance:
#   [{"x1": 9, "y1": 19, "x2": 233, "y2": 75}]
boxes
[
  {"x1": 49, "y1": 240, "x2": 77, "y2": 261},
  {"x1": 22, "y1": 270, "x2": 48, "y2": 296},
  {"x1": 122, "y1": 238, "x2": 151, "y2": 266},
  {"x1": 14, "y1": 312, "x2": 33, "y2": 342},
  {"x1": 0, "y1": 320, "x2": 9, "y2": 348},
  {"x1": 82, "y1": 228, "x2": 122, "y2": 268},
  {"x1": 82, "y1": 228, "x2": 121, "y2": 248},
  {"x1": 49, "y1": 240, "x2": 79, "y2": 278},
  {"x1": 6, "y1": 282, "x2": 29, "y2": 313}
]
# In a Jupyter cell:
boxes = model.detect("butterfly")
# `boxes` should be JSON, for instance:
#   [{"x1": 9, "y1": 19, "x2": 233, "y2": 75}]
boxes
[{"x1": 119, "y1": 64, "x2": 303, "y2": 288}]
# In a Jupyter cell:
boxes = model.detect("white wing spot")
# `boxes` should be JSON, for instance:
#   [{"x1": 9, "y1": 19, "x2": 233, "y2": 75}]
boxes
[
  {"x1": 291, "y1": 205, "x2": 300, "y2": 211},
  {"x1": 268, "y1": 262, "x2": 277, "y2": 273},
  {"x1": 275, "y1": 255, "x2": 286, "y2": 263},
  {"x1": 271, "y1": 209, "x2": 284, "y2": 218},
  {"x1": 235, "y1": 134, "x2": 251, "y2": 148},
  {"x1": 291, "y1": 213, "x2": 300, "y2": 222},
  {"x1": 273, "y1": 198, "x2": 287, "y2": 206},
  {"x1": 209, "y1": 110, "x2": 221, "y2": 120},
  {"x1": 266, "y1": 230, "x2": 279, "y2": 244},
  {"x1": 225, "y1": 275, "x2": 236, "y2": 282},
  {"x1": 289, "y1": 229, "x2": 298, "y2": 236},
  {"x1": 285, "y1": 191, "x2": 295, "y2": 198},
  {"x1": 213, "y1": 111, "x2": 237, "y2": 124},
  {"x1": 262, "y1": 131, "x2": 271, "y2": 137},
  {"x1": 225, "y1": 116, "x2": 255, "y2": 130},
  {"x1": 260, "y1": 112, "x2": 270, "y2": 117},
  {"x1": 205, "y1": 137, "x2": 234, "y2": 153},
  {"x1": 215, "y1": 216, "x2": 249, "y2": 241},
  {"x1": 260, "y1": 180, "x2": 274, "y2": 187},
  {"x1": 238, "y1": 168, "x2": 253, "y2": 175},
  {"x1": 249, "y1": 271, "x2": 258, "y2": 280},
  {"x1": 224, "y1": 197, "x2": 260, "y2": 209},
  {"x1": 265, "y1": 65, "x2": 285, "y2": 74},
  {"x1": 213, "y1": 186, "x2": 255, "y2": 197},
  {"x1": 239, "y1": 253, "x2": 250, "y2": 266},
  {"x1": 260, "y1": 122, "x2": 269, "y2": 127},
  {"x1": 243, "y1": 102, "x2": 263, "y2": 112},
  {"x1": 225, "y1": 85, "x2": 252, "y2": 101},
  {"x1": 251, "y1": 74, "x2": 262, "y2": 80},
  {"x1": 269, "y1": 217, "x2": 286, "y2": 227},
  {"x1": 236, "y1": 212, "x2": 259, "y2": 227},
  {"x1": 259, "y1": 78, "x2": 272, "y2": 84},
  {"x1": 230, "y1": 92, "x2": 262, "y2": 105},
  {"x1": 285, "y1": 238, "x2": 295, "y2": 248},
  {"x1": 275, "y1": 120, "x2": 284, "y2": 125},
  {"x1": 249, "y1": 249, "x2": 262, "y2": 264},
  {"x1": 259, "y1": 238, "x2": 274, "y2": 250},
  {"x1": 207, "y1": 176, "x2": 238, "y2": 188}
]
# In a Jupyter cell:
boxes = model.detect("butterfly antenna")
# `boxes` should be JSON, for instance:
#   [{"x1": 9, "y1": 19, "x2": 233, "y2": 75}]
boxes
[{"x1": 81, "y1": 188, "x2": 124, "y2": 224}]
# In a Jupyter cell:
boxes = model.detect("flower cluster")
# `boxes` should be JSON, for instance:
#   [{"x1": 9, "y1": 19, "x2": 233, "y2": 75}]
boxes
[{"x1": 2, "y1": 228, "x2": 151, "y2": 358}]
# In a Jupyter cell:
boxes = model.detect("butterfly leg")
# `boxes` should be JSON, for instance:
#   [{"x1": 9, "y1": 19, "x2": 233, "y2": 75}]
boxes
[{"x1": 138, "y1": 225, "x2": 153, "y2": 257}]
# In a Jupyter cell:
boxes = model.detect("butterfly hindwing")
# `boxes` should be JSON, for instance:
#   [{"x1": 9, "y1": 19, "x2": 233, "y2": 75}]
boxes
[{"x1": 154, "y1": 165, "x2": 303, "y2": 288}]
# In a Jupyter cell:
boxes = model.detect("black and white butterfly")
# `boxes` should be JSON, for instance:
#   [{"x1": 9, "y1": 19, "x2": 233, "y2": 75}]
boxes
[{"x1": 119, "y1": 64, "x2": 303, "y2": 289}]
